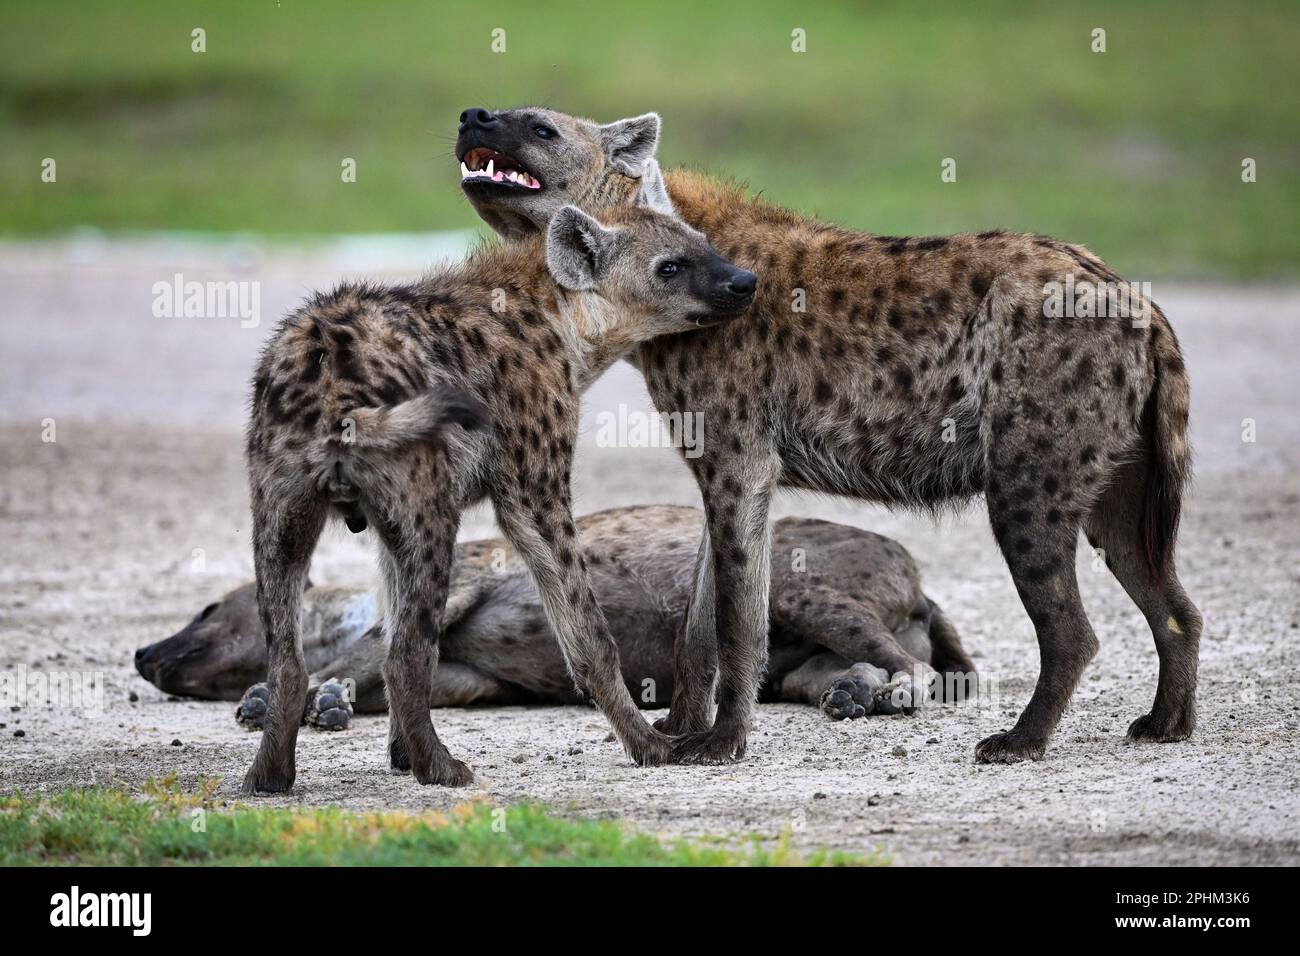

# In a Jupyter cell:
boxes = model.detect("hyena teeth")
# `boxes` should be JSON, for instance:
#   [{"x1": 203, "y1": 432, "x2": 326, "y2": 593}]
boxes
[
  {"x1": 460, "y1": 162, "x2": 471, "y2": 179},
  {"x1": 485, "y1": 159, "x2": 495, "y2": 178}
]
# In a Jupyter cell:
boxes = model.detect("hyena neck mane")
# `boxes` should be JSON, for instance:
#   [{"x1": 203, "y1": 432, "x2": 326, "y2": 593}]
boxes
[
  {"x1": 426, "y1": 235, "x2": 646, "y2": 392},
  {"x1": 662, "y1": 167, "x2": 808, "y2": 237}
]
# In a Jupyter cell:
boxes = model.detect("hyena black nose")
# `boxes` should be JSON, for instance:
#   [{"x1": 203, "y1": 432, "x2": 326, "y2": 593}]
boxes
[
  {"x1": 458, "y1": 107, "x2": 498, "y2": 133},
  {"x1": 726, "y1": 270, "x2": 757, "y2": 298},
  {"x1": 134, "y1": 644, "x2": 154, "y2": 678}
]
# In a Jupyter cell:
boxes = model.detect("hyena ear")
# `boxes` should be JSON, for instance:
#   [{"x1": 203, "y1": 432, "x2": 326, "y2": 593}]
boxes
[
  {"x1": 634, "y1": 159, "x2": 675, "y2": 216},
  {"x1": 546, "y1": 205, "x2": 616, "y2": 291},
  {"x1": 599, "y1": 112, "x2": 661, "y2": 176}
]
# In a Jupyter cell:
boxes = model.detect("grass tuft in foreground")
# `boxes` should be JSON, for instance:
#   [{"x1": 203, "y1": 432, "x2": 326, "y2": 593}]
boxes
[{"x1": 0, "y1": 777, "x2": 882, "y2": 867}]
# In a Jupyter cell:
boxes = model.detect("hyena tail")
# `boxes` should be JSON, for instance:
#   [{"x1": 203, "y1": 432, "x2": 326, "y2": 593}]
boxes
[
  {"x1": 1140, "y1": 311, "x2": 1193, "y2": 590},
  {"x1": 342, "y1": 386, "x2": 489, "y2": 452},
  {"x1": 323, "y1": 386, "x2": 489, "y2": 533}
]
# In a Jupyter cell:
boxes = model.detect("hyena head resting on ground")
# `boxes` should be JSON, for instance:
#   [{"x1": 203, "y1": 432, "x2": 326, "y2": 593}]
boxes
[
  {"x1": 456, "y1": 106, "x2": 1202, "y2": 767},
  {"x1": 241, "y1": 179, "x2": 756, "y2": 793}
]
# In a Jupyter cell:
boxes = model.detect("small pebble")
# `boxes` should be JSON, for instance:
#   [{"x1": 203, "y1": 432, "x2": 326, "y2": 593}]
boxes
[
  {"x1": 171, "y1": 738, "x2": 183, "y2": 747},
  {"x1": 128, "y1": 691, "x2": 139, "y2": 703},
  {"x1": 567, "y1": 746, "x2": 583, "y2": 755},
  {"x1": 812, "y1": 791, "x2": 826, "y2": 800},
  {"x1": 867, "y1": 794, "x2": 882, "y2": 806},
  {"x1": 13, "y1": 730, "x2": 25, "y2": 738},
  {"x1": 891, "y1": 745, "x2": 908, "y2": 757}
]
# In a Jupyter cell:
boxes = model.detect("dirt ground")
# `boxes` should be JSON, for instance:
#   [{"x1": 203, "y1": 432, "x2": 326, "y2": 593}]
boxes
[{"x1": 2, "y1": 239, "x2": 1298, "y2": 865}]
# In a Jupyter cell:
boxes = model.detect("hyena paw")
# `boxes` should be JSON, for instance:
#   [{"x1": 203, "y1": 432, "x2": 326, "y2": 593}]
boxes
[
  {"x1": 240, "y1": 760, "x2": 295, "y2": 795},
  {"x1": 668, "y1": 727, "x2": 747, "y2": 765},
  {"x1": 873, "y1": 678, "x2": 927, "y2": 716},
  {"x1": 306, "y1": 678, "x2": 353, "y2": 731},
  {"x1": 874, "y1": 665, "x2": 938, "y2": 715},
  {"x1": 626, "y1": 734, "x2": 674, "y2": 767},
  {"x1": 1127, "y1": 710, "x2": 1195, "y2": 743},
  {"x1": 820, "y1": 676, "x2": 873, "y2": 720},
  {"x1": 413, "y1": 756, "x2": 475, "y2": 787},
  {"x1": 974, "y1": 729, "x2": 1047, "y2": 764},
  {"x1": 819, "y1": 664, "x2": 893, "y2": 720},
  {"x1": 235, "y1": 683, "x2": 269, "y2": 731}
]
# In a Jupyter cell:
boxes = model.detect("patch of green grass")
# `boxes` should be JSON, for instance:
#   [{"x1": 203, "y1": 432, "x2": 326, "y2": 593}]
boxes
[
  {"x1": 1, "y1": 0, "x2": 1296, "y2": 277},
  {"x1": 0, "y1": 778, "x2": 880, "y2": 867}
]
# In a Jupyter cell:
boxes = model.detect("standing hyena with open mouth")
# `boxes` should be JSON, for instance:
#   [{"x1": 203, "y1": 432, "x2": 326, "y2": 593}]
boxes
[
  {"x1": 453, "y1": 106, "x2": 1202, "y2": 765},
  {"x1": 242, "y1": 173, "x2": 756, "y2": 792}
]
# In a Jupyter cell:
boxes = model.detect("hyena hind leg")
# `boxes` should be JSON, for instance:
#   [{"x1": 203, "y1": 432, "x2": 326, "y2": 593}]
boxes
[
  {"x1": 771, "y1": 584, "x2": 933, "y2": 714},
  {"x1": 976, "y1": 496, "x2": 1098, "y2": 765},
  {"x1": 241, "y1": 487, "x2": 328, "y2": 794},
  {"x1": 374, "y1": 497, "x2": 473, "y2": 787},
  {"x1": 1083, "y1": 459, "x2": 1202, "y2": 742},
  {"x1": 776, "y1": 652, "x2": 889, "y2": 720}
]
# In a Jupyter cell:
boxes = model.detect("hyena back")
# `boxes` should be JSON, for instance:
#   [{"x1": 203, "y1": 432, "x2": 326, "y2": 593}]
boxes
[
  {"x1": 455, "y1": 107, "x2": 1202, "y2": 765},
  {"x1": 242, "y1": 195, "x2": 756, "y2": 792}
]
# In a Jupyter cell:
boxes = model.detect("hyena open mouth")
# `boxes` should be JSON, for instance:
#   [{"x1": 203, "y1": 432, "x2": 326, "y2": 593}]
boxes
[{"x1": 459, "y1": 147, "x2": 542, "y2": 191}]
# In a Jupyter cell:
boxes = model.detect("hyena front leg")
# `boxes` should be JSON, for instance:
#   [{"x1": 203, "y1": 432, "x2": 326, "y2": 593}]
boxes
[
  {"x1": 373, "y1": 490, "x2": 473, "y2": 787},
  {"x1": 670, "y1": 452, "x2": 780, "y2": 764},
  {"x1": 653, "y1": 528, "x2": 718, "y2": 736},
  {"x1": 493, "y1": 479, "x2": 672, "y2": 767},
  {"x1": 242, "y1": 482, "x2": 327, "y2": 794}
]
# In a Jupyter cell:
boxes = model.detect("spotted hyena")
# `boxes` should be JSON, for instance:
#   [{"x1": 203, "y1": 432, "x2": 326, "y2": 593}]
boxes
[
  {"x1": 134, "y1": 505, "x2": 974, "y2": 725},
  {"x1": 454, "y1": 106, "x2": 1202, "y2": 765},
  {"x1": 241, "y1": 186, "x2": 756, "y2": 792}
]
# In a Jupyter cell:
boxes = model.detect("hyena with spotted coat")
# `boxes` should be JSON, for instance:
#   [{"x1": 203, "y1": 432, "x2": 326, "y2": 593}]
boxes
[
  {"x1": 455, "y1": 106, "x2": 1202, "y2": 765},
  {"x1": 242, "y1": 180, "x2": 756, "y2": 792}
]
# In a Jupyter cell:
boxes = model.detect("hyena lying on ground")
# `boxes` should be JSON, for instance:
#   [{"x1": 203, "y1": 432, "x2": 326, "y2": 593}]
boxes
[
  {"x1": 242, "y1": 178, "x2": 756, "y2": 792},
  {"x1": 133, "y1": 505, "x2": 975, "y2": 725},
  {"x1": 454, "y1": 106, "x2": 1202, "y2": 765}
]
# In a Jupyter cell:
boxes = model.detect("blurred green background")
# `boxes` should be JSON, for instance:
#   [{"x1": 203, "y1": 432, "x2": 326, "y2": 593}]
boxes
[{"x1": 1, "y1": 0, "x2": 1296, "y2": 277}]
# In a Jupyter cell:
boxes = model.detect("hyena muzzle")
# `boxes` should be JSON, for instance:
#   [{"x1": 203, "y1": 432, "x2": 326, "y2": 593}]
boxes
[
  {"x1": 453, "y1": 105, "x2": 1203, "y2": 766},
  {"x1": 241, "y1": 188, "x2": 755, "y2": 792}
]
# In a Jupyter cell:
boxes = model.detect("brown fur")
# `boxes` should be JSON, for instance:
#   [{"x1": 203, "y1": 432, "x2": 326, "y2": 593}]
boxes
[
  {"x1": 241, "y1": 203, "x2": 753, "y2": 792},
  {"x1": 456, "y1": 108, "x2": 1202, "y2": 765}
]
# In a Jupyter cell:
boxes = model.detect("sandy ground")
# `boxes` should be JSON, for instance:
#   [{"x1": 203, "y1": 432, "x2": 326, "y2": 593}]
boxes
[{"x1": 1, "y1": 239, "x2": 1298, "y2": 865}]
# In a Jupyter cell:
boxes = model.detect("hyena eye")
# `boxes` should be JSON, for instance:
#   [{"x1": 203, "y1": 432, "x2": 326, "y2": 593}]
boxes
[
  {"x1": 533, "y1": 125, "x2": 557, "y2": 139},
  {"x1": 657, "y1": 261, "x2": 679, "y2": 277},
  {"x1": 197, "y1": 603, "x2": 218, "y2": 622}
]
